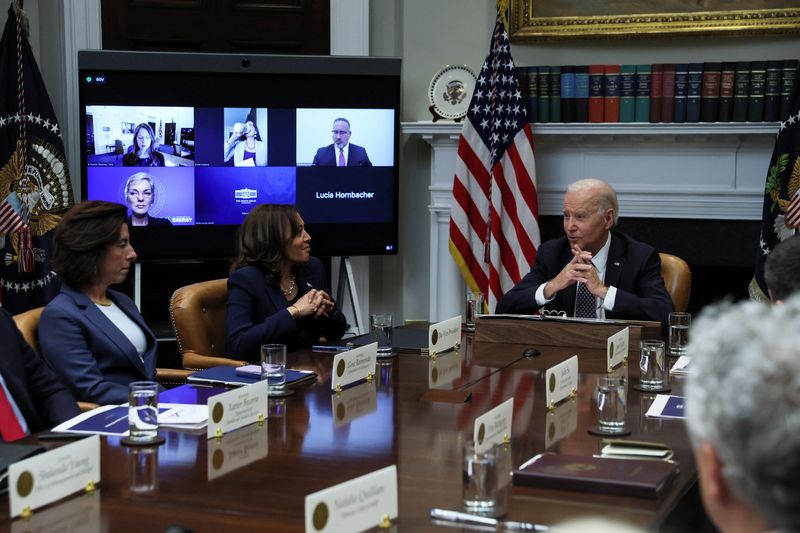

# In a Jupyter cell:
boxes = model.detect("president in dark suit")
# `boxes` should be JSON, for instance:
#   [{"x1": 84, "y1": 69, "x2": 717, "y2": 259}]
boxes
[
  {"x1": 0, "y1": 308, "x2": 79, "y2": 440},
  {"x1": 311, "y1": 117, "x2": 372, "y2": 167},
  {"x1": 496, "y1": 179, "x2": 673, "y2": 325}
]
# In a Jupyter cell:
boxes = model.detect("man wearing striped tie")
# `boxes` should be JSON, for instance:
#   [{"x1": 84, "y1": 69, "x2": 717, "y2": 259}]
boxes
[
  {"x1": 311, "y1": 118, "x2": 372, "y2": 167},
  {"x1": 0, "y1": 307, "x2": 79, "y2": 441},
  {"x1": 496, "y1": 179, "x2": 673, "y2": 326}
]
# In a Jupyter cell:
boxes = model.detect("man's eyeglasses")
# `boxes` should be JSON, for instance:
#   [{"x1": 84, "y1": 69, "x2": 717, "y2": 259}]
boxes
[{"x1": 331, "y1": 130, "x2": 350, "y2": 135}]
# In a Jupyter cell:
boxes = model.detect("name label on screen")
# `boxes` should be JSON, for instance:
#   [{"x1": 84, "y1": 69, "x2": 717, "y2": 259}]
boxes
[
  {"x1": 473, "y1": 397, "x2": 514, "y2": 453},
  {"x1": 206, "y1": 380, "x2": 268, "y2": 439},
  {"x1": 545, "y1": 355, "x2": 579, "y2": 410},
  {"x1": 332, "y1": 381, "x2": 377, "y2": 428},
  {"x1": 607, "y1": 327, "x2": 629, "y2": 371},
  {"x1": 429, "y1": 315, "x2": 461, "y2": 356},
  {"x1": 9, "y1": 435, "x2": 101, "y2": 518},
  {"x1": 207, "y1": 422, "x2": 269, "y2": 481},
  {"x1": 305, "y1": 465, "x2": 398, "y2": 532},
  {"x1": 331, "y1": 343, "x2": 377, "y2": 391}
]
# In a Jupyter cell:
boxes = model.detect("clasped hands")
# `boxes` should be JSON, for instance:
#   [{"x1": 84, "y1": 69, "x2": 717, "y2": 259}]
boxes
[
  {"x1": 291, "y1": 289, "x2": 334, "y2": 318},
  {"x1": 543, "y1": 245, "x2": 608, "y2": 300}
]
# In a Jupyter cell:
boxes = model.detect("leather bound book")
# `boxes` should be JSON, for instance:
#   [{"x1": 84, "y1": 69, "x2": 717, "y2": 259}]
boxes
[
  {"x1": 512, "y1": 453, "x2": 679, "y2": 499},
  {"x1": 634, "y1": 64, "x2": 651, "y2": 123},
  {"x1": 700, "y1": 62, "x2": 721, "y2": 122},
  {"x1": 649, "y1": 64, "x2": 664, "y2": 123},
  {"x1": 660, "y1": 64, "x2": 676, "y2": 123},
  {"x1": 525, "y1": 66, "x2": 539, "y2": 123},
  {"x1": 718, "y1": 62, "x2": 735, "y2": 122},
  {"x1": 550, "y1": 66, "x2": 562, "y2": 123},
  {"x1": 748, "y1": 61, "x2": 766, "y2": 122},
  {"x1": 780, "y1": 59, "x2": 799, "y2": 121},
  {"x1": 603, "y1": 64, "x2": 621, "y2": 123},
  {"x1": 538, "y1": 66, "x2": 551, "y2": 122},
  {"x1": 686, "y1": 63, "x2": 703, "y2": 122},
  {"x1": 575, "y1": 65, "x2": 589, "y2": 122},
  {"x1": 588, "y1": 65, "x2": 605, "y2": 122},
  {"x1": 764, "y1": 60, "x2": 782, "y2": 122},
  {"x1": 732, "y1": 61, "x2": 751, "y2": 122},
  {"x1": 619, "y1": 64, "x2": 636, "y2": 123},
  {"x1": 672, "y1": 63, "x2": 688, "y2": 123},
  {"x1": 560, "y1": 65, "x2": 576, "y2": 123}
]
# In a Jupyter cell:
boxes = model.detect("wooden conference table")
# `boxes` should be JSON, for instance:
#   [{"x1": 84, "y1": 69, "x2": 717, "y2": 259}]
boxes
[{"x1": 1, "y1": 322, "x2": 694, "y2": 532}]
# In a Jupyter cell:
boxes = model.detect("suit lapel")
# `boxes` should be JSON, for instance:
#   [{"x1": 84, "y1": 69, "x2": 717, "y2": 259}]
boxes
[{"x1": 605, "y1": 232, "x2": 625, "y2": 289}]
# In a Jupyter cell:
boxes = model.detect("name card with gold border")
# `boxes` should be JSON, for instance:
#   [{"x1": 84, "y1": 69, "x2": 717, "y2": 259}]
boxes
[
  {"x1": 332, "y1": 382, "x2": 377, "y2": 427},
  {"x1": 207, "y1": 380, "x2": 269, "y2": 440},
  {"x1": 304, "y1": 465, "x2": 398, "y2": 532},
  {"x1": 331, "y1": 343, "x2": 377, "y2": 392},
  {"x1": 607, "y1": 327, "x2": 629, "y2": 371},
  {"x1": 429, "y1": 315, "x2": 461, "y2": 358},
  {"x1": 9, "y1": 435, "x2": 101, "y2": 518},
  {"x1": 428, "y1": 350, "x2": 462, "y2": 389},
  {"x1": 544, "y1": 398, "x2": 578, "y2": 448},
  {"x1": 544, "y1": 355, "x2": 579, "y2": 411},
  {"x1": 473, "y1": 397, "x2": 514, "y2": 453}
]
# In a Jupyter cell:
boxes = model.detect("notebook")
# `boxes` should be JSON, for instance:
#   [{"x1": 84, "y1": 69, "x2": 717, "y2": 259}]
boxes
[
  {"x1": 347, "y1": 325, "x2": 429, "y2": 354},
  {"x1": 187, "y1": 365, "x2": 317, "y2": 388}
]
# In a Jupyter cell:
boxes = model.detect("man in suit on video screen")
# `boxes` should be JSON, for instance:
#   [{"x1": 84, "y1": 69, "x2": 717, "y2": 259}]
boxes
[{"x1": 312, "y1": 117, "x2": 372, "y2": 167}]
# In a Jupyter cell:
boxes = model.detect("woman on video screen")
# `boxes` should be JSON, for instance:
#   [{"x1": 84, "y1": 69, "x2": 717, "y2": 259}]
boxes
[
  {"x1": 224, "y1": 120, "x2": 267, "y2": 167},
  {"x1": 123, "y1": 123, "x2": 165, "y2": 167},
  {"x1": 226, "y1": 204, "x2": 346, "y2": 361},
  {"x1": 125, "y1": 172, "x2": 172, "y2": 227}
]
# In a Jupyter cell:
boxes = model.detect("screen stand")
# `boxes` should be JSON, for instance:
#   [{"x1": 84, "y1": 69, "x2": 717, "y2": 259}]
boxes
[
  {"x1": 134, "y1": 262, "x2": 142, "y2": 311},
  {"x1": 336, "y1": 256, "x2": 364, "y2": 335}
]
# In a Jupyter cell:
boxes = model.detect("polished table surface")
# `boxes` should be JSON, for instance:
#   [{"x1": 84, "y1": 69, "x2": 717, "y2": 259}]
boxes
[{"x1": 1, "y1": 333, "x2": 694, "y2": 532}]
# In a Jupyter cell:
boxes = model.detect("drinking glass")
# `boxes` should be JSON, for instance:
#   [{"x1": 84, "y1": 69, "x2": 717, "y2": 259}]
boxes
[
  {"x1": 465, "y1": 291, "x2": 484, "y2": 333},
  {"x1": 639, "y1": 339, "x2": 668, "y2": 390},
  {"x1": 462, "y1": 442, "x2": 498, "y2": 515},
  {"x1": 128, "y1": 381, "x2": 159, "y2": 443},
  {"x1": 370, "y1": 313, "x2": 393, "y2": 355},
  {"x1": 595, "y1": 375, "x2": 627, "y2": 433},
  {"x1": 261, "y1": 343, "x2": 287, "y2": 392},
  {"x1": 668, "y1": 312, "x2": 691, "y2": 357}
]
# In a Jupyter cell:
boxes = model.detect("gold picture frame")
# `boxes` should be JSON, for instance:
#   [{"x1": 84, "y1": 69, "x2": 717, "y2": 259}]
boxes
[{"x1": 509, "y1": 0, "x2": 800, "y2": 41}]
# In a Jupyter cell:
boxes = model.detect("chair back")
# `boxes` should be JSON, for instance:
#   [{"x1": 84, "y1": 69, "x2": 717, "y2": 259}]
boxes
[
  {"x1": 13, "y1": 307, "x2": 44, "y2": 354},
  {"x1": 170, "y1": 278, "x2": 241, "y2": 369},
  {"x1": 659, "y1": 253, "x2": 692, "y2": 313}
]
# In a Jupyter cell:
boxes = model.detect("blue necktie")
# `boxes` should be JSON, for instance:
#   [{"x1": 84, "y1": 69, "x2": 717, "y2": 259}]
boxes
[{"x1": 575, "y1": 281, "x2": 596, "y2": 318}]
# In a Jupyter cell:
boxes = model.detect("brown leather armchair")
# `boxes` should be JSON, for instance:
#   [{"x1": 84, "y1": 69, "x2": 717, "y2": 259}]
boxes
[
  {"x1": 659, "y1": 253, "x2": 692, "y2": 313},
  {"x1": 13, "y1": 307, "x2": 190, "y2": 411},
  {"x1": 169, "y1": 278, "x2": 246, "y2": 370}
]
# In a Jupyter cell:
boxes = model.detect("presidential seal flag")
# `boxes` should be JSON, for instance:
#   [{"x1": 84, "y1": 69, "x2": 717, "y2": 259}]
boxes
[
  {"x1": 448, "y1": 8, "x2": 540, "y2": 313},
  {"x1": 0, "y1": 1, "x2": 74, "y2": 313},
  {"x1": 750, "y1": 63, "x2": 800, "y2": 301}
]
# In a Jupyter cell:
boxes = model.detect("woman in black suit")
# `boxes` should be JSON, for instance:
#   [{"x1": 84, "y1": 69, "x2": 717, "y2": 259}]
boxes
[
  {"x1": 122, "y1": 123, "x2": 165, "y2": 167},
  {"x1": 225, "y1": 205, "x2": 347, "y2": 361}
]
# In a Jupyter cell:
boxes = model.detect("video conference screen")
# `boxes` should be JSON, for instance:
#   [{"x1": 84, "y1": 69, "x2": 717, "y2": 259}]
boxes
[{"x1": 78, "y1": 51, "x2": 401, "y2": 260}]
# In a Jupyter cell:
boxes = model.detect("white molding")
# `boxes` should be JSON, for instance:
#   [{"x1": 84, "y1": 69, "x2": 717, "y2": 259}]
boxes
[{"x1": 330, "y1": 0, "x2": 369, "y2": 56}]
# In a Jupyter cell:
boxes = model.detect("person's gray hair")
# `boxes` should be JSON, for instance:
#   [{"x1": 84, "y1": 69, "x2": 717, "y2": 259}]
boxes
[
  {"x1": 332, "y1": 117, "x2": 351, "y2": 130},
  {"x1": 125, "y1": 172, "x2": 156, "y2": 203},
  {"x1": 685, "y1": 296, "x2": 800, "y2": 532},
  {"x1": 764, "y1": 235, "x2": 800, "y2": 301},
  {"x1": 566, "y1": 178, "x2": 618, "y2": 225}
]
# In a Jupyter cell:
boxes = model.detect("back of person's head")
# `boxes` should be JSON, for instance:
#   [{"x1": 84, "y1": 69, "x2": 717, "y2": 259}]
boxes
[
  {"x1": 764, "y1": 235, "x2": 800, "y2": 302},
  {"x1": 567, "y1": 178, "x2": 619, "y2": 226},
  {"x1": 685, "y1": 296, "x2": 800, "y2": 532},
  {"x1": 232, "y1": 204, "x2": 301, "y2": 280},
  {"x1": 52, "y1": 200, "x2": 128, "y2": 289}
]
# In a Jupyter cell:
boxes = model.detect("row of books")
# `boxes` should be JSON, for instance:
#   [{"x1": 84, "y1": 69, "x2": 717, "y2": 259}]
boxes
[{"x1": 516, "y1": 60, "x2": 798, "y2": 124}]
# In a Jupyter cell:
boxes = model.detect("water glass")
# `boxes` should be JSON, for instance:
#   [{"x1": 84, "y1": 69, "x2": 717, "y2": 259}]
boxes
[
  {"x1": 639, "y1": 339, "x2": 668, "y2": 390},
  {"x1": 465, "y1": 290, "x2": 484, "y2": 332},
  {"x1": 128, "y1": 447, "x2": 158, "y2": 494},
  {"x1": 462, "y1": 442, "x2": 498, "y2": 515},
  {"x1": 668, "y1": 312, "x2": 691, "y2": 357},
  {"x1": 261, "y1": 343, "x2": 287, "y2": 392},
  {"x1": 595, "y1": 375, "x2": 627, "y2": 433},
  {"x1": 128, "y1": 381, "x2": 159, "y2": 443},
  {"x1": 370, "y1": 313, "x2": 393, "y2": 355}
]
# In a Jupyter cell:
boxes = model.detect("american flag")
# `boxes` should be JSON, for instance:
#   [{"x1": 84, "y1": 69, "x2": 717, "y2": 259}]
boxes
[{"x1": 449, "y1": 11, "x2": 540, "y2": 313}]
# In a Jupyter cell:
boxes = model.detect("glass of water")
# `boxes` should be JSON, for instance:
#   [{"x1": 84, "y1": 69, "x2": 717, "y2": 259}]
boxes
[
  {"x1": 261, "y1": 344, "x2": 287, "y2": 393},
  {"x1": 462, "y1": 442, "x2": 498, "y2": 515},
  {"x1": 639, "y1": 339, "x2": 668, "y2": 390},
  {"x1": 668, "y1": 312, "x2": 691, "y2": 357},
  {"x1": 595, "y1": 375, "x2": 627, "y2": 433},
  {"x1": 370, "y1": 313, "x2": 393, "y2": 356},
  {"x1": 128, "y1": 381, "x2": 159, "y2": 443},
  {"x1": 465, "y1": 290, "x2": 484, "y2": 333}
]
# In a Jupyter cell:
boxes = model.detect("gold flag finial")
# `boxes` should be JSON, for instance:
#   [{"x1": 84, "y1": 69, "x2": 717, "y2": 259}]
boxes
[{"x1": 496, "y1": 0, "x2": 509, "y2": 30}]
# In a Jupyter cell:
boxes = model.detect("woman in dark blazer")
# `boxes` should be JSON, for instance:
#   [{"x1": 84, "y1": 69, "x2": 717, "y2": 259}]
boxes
[
  {"x1": 226, "y1": 204, "x2": 347, "y2": 361},
  {"x1": 122, "y1": 123, "x2": 165, "y2": 167},
  {"x1": 40, "y1": 201, "x2": 158, "y2": 405}
]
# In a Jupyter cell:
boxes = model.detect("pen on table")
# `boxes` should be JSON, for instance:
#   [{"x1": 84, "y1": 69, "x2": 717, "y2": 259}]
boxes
[
  {"x1": 430, "y1": 508, "x2": 549, "y2": 532},
  {"x1": 312, "y1": 345, "x2": 351, "y2": 352}
]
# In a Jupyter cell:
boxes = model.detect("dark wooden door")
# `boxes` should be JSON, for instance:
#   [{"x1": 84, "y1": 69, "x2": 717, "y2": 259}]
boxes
[{"x1": 101, "y1": 0, "x2": 330, "y2": 55}]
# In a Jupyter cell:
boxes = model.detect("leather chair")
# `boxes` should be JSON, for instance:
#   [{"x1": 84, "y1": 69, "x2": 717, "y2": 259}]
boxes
[
  {"x1": 169, "y1": 278, "x2": 246, "y2": 370},
  {"x1": 658, "y1": 253, "x2": 692, "y2": 313},
  {"x1": 13, "y1": 307, "x2": 190, "y2": 411}
]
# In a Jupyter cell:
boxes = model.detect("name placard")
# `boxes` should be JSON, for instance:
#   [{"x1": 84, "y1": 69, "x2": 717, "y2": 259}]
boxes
[
  {"x1": 10, "y1": 488, "x2": 100, "y2": 533},
  {"x1": 544, "y1": 355, "x2": 579, "y2": 410},
  {"x1": 331, "y1": 343, "x2": 377, "y2": 391},
  {"x1": 473, "y1": 398, "x2": 514, "y2": 453},
  {"x1": 332, "y1": 382, "x2": 377, "y2": 427},
  {"x1": 305, "y1": 465, "x2": 397, "y2": 532},
  {"x1": 607, "y1": 327, "x2": 629, "y2": 371},
  {"x1": 207, "y1": 379, "x2": 268, "y2": 439},
  {"x1": 544, "y1": 399, "x2": 578, "y2": 448},
  {"x1": 428, "y1": 351, "x2": 462, "y2": 389},
  {"x1": 429, "y1": 316, "x2": 461, "y2": 357},
  {"x1": 208, "y1": 423, "x2": 269, "y2": 480},
  {"x1": 8, "y1": 435, "x2": 101, "y2": 518}
]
